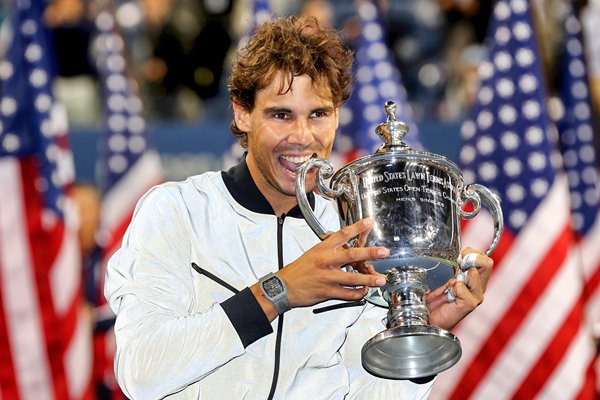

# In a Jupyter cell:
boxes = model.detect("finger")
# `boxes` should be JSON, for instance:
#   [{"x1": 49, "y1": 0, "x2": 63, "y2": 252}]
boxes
[
  {"x1": 460, "y1": 248, "x2": 493, "y2": 291},
  {"x1": 332, "y1": 245, "x2": 389, "y2": 267},
  {"x1": 356, "y1": 219, "x2": 374, "y2": 247},
  {"x1": 327, "y1": 218, "x2": 375, "y2": 248},
  {"x1": 328, "y1": 285, "x2": 370, "y2": 301},
  {"x1": 465, "y1": 267, "x2": 484, "y2": 295},
  {"x1": 332, "y1": 269, "x2": 386, "y2": 288},
  {"x1": 450, "y1": 280, "x2": 483, "y2": 308}
]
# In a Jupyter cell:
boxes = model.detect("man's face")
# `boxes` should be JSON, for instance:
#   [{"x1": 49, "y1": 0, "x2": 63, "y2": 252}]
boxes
[{"x1": 234, "y1": 73, "x2": 338, "y2": 213}]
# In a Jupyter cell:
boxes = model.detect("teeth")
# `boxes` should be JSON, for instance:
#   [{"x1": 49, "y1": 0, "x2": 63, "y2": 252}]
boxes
[{"x1": 281, "y1": 155, "x2": 312, "y2": 164}]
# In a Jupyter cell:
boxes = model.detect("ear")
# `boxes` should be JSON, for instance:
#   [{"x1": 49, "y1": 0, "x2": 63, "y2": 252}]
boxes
[{"x1": 232, "y1": 102, "x2": 251, "y2": 133}]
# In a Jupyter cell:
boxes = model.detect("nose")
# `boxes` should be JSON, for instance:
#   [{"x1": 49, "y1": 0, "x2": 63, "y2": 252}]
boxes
[{"x1": 287, "y1": 119, "x2": 313, "y2": 146}]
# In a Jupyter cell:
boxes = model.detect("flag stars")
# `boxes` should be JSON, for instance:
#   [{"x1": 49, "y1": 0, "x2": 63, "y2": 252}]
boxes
[
  {"x1": 515, "y1": 48, "x2": 534, "y2": 67},
  {"x1": 108, "y1": 114, "x2": 127, "y2": 132},
  {"x1": 571, "y1": 81, "x2": 588, "y2": 99},
  {"x1": 512, "y1": 21, "x2": 531, "y2": 41},
  {"x1": 501, "y1": 130, "x2": 520, "y2": 150},
  {"x1": 20, "y1": 19, "x2": 37, "y2": 36},
  {"x1": 29, "y1": 68, "x2": 48, "y2": 87},
  {"x1": 476, "y1": 135, "x2": 496, "y2": 155},
  {"x1": 476, "y1": 110, "x2": 494, "y2": 130},
  {"x1": 108, "y1": 154, "x2": 128, "y2": 173},
  {"x1": 35, "y1": 93, "x2": 52, "y2": 112},
  {"x1": 364, "y1": 22, "x2": 383, "y2": 41},
  {"x1": 518, "y1": 74, "x2": 538, "y2": 93},
  {"x1": 478, "y1": 161, "x2": 498, "y2": 181},
  {"x1": 25, "y1": 43, "x2": 42, "y2": 63},
  {"x1": 525, "y1": 126, "x2": 543, "y2": 145},
  {"x1": 107, "y1": 54, "x2": 125, "y2": 73},
  {"x1": 499, "y1": 104, "x2": 517, "y2": 124},
  {"x1": 460, "y1": 145, "x2": 476, "y2": 164},
  {"x1": 96, "y1": 11, "x2": 115, "y2": 31},
  {"x1": 108, "y1": 94, "x2": 126, "y2": 113},
  {"x1": 374, "y1": 62, "x2": 392, "y2": 80},
  {"x1": 530, "y1": 178, "x2": 549, "y2": 197},
  {"x1": 108, "y1": 134, "x2": 127, "y2": 152},
  {"x1": 356, "y1": 66, "x2": 374, "y2": 83},
  {"x1": 478, "y1": 86, "x2": 494, "y2": 105},
  {"x1": 2, "y1": 133, "x2": 20, "y2": 152},
  {"x1": 379, "y1": 81, "x2": 398, "y2": 98},
  {"x1": 496, "y1": 78, "x2": 515, "y2": 98},
  {"x1": 0, "y1": 61, "x2": 14, "y2": 79},
  {"x1": 509, "y1": 209, "x2": 527, "y2": 228},
  {"x1": 569, "y1": 59, "x2": 585, "y2": 78},
  {"x1": 128, "y1": 115, "x2": 145, "y2": 134},
  {"x1": 522, "y1": 100, "x2": 540, "y2": 119},
  {"x1": 359, "y1": 85, "x2": 377, "y2": 103},
  {"x1": 128, "y1": 136, "x2": 146, "y2": 153},
  {"x1": 577, "y1": 124, "x2": 592, "y2": 141},
  {"x1": 506, "y1": 183, "x2": 525, "y2": 202},
  {"x1": 566, "y1": 38, "x2": 582, "y2": 57},
  {"x1": 574, "y1": 102, "x2": 591, "y2": 120},
  {"x1": 1, "y1": 97, "x2": 17, "y2": 115},
  {"x1": 40, "y1": 118, "x2": 53, "y2": 137},
  {"x1": 527, "y1": 151, "x2": 547, "y2": 171},
  {"x1": 368, "y1": 42, "x2": 387, "y2": 61},
  {"x1": 478, "y1": 61, "x2": 494, "y2": 81},
  {"x1": 461, "y1": 120, "x2": 476, "y2": 140},
  {"x1": 504, "y1": 157, "x2": 522, "y2": 176},
  {"x1": 363, "y1": 104, "x2": 382, "y2": 122},
  {"x1": 510, "y1": 0, "x2": 528, "y2": 13},
  {"x1": 107, "y1": 74, "x2": 127, "y2": 92},
  {"x1": 495, "y1": 26, "x2": 511, "y2": 44},
  {"x1": 495, "y1": 2, "x2": 511, "y2": 20},
  {"x1": 494, "y1": 51, "x2": 513, "y2": 71}
]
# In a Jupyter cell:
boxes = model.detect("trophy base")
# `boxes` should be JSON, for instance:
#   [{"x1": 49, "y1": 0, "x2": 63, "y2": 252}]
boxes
[
  {"x1": 361, "y1": 325, "x2": 461, "y2": 379},
  {"x1": 365, "y1": 257, "x2": 456, "y2": 308}
]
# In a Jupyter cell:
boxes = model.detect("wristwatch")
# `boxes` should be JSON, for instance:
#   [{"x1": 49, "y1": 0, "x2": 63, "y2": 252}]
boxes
[{"x1": 259, "y1": 272, "x2": 291, "y2": 315}]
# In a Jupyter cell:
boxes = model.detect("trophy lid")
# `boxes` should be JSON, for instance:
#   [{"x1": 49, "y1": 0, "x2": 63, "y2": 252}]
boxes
[{"x1": 375, "y1": 101, "x2": 410, "y2": 153}]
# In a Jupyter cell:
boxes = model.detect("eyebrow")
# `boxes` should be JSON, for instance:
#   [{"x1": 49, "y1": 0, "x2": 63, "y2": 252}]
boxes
[{"x1": 262, "y1": 106, "x2": 335, "y2": 115}]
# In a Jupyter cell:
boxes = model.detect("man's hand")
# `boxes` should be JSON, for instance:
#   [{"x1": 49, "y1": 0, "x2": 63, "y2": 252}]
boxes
[
  {"x1": 426, "y1": 247, "x2": 494, "y2": 330},
  {"x1": 279, "y1": 218, "x2": 389, "y2": 308}
]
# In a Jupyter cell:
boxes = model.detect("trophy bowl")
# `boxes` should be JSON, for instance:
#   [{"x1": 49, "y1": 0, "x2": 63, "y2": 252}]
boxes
[{"x1": 296, "y1": 101, "x2": 503, "y2": 379}]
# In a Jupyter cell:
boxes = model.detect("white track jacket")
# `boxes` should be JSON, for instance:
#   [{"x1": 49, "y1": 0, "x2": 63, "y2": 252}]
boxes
[{"x1": 104, "y1": 159, "x2": 435, "y2": 400}]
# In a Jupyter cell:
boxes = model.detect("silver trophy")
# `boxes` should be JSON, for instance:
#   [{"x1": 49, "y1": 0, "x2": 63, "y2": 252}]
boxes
[{"x1": 296, "y1": 101, "x2": 503, "y2": 379}]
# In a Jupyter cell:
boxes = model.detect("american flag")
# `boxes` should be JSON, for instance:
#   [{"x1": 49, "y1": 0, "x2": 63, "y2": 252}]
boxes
[
  {"x1": 91, "y1": 3, "x2": 162, "y2": 398},
  {"x1": 335, "y1": 0, "x2": 421, "y2": 166},
  {"x1": 223, "y1": 0, "x2": 273, "y2": 168},
  {"x1": 555, "y1": 6, "x2": 600, "y2": 393},
  {"x1": 430, "y1": 1, "x2": 597, "y2": 399},
  {"x1": 0, "y1": 0, "x2": 92, "y2": 399}
]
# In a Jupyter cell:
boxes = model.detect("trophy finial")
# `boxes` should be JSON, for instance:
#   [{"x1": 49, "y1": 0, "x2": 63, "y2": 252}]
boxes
[
  {"x1": 385, "y1": 101, "x2": 397, "y2": 121},
  {"x1": 376, "y1": 101, "x2": 409, "y2": 151}
]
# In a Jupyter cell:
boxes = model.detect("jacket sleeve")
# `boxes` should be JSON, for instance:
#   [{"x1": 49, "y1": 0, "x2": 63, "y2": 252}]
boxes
[
  {"x1": 341, "y1": 303, "x2": 436, "y2": 400},
  {"x1": 104, "y1": 185, "x2": 272, "y2": 400}
]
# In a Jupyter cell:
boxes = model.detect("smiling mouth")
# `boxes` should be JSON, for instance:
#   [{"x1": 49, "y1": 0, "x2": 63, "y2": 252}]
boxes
[{"x1": 280, "y1": 154, "x2": 316, "y2": 173}]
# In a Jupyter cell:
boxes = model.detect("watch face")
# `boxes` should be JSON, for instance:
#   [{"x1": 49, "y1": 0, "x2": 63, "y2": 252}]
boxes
[{"x1": 263, "y1": 276, "x2": 284, "y2": 297}]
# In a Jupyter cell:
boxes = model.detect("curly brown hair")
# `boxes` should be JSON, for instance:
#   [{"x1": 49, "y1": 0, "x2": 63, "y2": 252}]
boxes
[{"x1": 228, "y1": 15, "x2": 354, "y2": 148}]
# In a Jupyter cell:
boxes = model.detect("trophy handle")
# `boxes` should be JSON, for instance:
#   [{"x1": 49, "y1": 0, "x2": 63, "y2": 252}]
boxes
[
  {"x1": 458, "y1": 183, "x2": 504, "y2": 256},
  {"x1": 296, "y1": 158, "x2": 351, "y2": 240}
]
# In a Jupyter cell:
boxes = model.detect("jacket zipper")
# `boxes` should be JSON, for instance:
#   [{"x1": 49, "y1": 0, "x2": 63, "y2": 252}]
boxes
[{"x1": 267, "y1": 214, "x2": 286, "y2": 400}]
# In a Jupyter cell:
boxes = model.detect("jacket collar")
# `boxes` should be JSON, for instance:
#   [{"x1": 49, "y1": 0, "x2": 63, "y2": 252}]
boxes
[{"x1": 221, "y1": 155, "x2": 314, "y2": 218}]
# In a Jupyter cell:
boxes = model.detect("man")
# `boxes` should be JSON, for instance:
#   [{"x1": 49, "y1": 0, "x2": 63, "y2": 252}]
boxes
[{"x1": 105, "y1": 16, "x2": 493, "y2": 400}]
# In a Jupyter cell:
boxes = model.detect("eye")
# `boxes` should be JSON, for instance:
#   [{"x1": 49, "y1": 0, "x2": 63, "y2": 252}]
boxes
[
  {"x1": 273, "y1": 111, "x2": 291, "y2": 120},
  {"x1": 311, "y1": 110, "x2": 329, "y2": 118}
]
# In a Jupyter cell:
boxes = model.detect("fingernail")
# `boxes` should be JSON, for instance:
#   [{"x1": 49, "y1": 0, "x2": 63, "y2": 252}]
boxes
[
  {"x1": 377, "y1": 248, "x2": 389, "y2": 257},
  {"x1": 363, "y1": 218, "x2": 373, "y2": 226},
  {"x1": 375, "y1": 278, "x2": 386, "y2": 286}
]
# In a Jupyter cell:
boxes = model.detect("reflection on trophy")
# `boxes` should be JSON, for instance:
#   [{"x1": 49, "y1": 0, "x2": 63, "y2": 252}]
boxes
[{"x1": 296, "y1": 101, "x2": 503, "y2": 379}]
